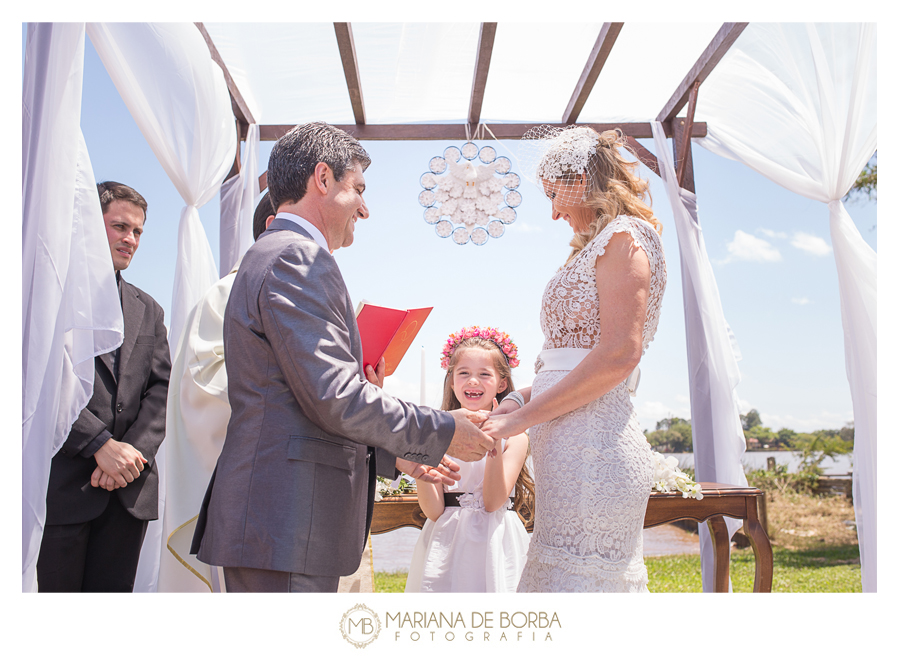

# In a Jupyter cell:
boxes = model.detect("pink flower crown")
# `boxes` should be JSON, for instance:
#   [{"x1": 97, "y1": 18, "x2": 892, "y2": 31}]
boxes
[{"x1": 440, "y1": 325, "x2": 520, "y2": 370}]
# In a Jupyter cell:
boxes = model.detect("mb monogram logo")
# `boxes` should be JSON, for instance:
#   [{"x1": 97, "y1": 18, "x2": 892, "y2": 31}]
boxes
[{"x1": 340, "y1": 603, "x2": 382, "y2": 648}]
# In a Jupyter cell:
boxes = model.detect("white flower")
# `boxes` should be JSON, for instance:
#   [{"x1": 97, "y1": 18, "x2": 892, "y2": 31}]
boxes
[{"x1": 651, "y1": 451, "x2": 702, "y2": 499}]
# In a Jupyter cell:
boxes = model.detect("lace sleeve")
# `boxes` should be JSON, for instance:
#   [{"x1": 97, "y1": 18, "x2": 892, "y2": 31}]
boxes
[
  {"x1": 575, "y1": 216, "x2": 655, "y2": 278},
  {"x1": 574, "y1": 216, "x2": 666, "y2": 354}
]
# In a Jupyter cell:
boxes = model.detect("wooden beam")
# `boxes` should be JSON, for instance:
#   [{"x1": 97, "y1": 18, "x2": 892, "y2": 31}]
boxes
[
  {"x1": 258, "y1": 121, "x2": 707, "y2": 142},
  {"x1": 676, "y1": 81, "x2": 700, "y2": 188},
  {"x1": 672, "y1": 118, "x2": 696, "y2": 193},
  {"x1": 334, "y1": 22, "x2": 366, "y2": 125},
  {"x1": 226, "y1": 119, "x2": 242, "y2": 181},
  {"x1": 562, "y1": 23, "x2": 623, "y2": 124},
  {"x1": 468, "y1": 22, "x2": 497, "y2": 132},
  {"x1": 195, "y1": 22, "x2": 255, "y2": 126},
  {"x1": 625, "y1": 136, "x2": 659, "y2": 177},
  {"x1": 258, "y1": 170, "x2": 267, "y2": 191},
  {"x1": 656, "y1": 22, "x2": 748, "y2": 123}
]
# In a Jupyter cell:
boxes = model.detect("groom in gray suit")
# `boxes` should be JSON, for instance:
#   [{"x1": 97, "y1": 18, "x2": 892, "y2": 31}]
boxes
[{"x1": 193, "y1": 122, "x2": 494, "y2": 592}]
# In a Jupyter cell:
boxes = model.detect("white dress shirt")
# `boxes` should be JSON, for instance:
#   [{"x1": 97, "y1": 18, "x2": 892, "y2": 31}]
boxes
[{"x1": 274, "y1": 212, "x2": 329, "y2": 252}]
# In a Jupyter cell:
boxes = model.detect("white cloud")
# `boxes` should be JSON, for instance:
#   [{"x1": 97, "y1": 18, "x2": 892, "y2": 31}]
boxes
[
  {"x1": 759, "y1": 228, "x2": 788, "y2": 239},
  {"x1": 790, "y1": 231, "x2": 832, "y2": 256},
  {"x1": 637, "y1": 400, "x2": 691, "y2": 429},
  {"x1": 721, "y1": 230, "x2": 781, "y2": 263},
  {"x1": 514, "y1": 222, "x2": 543, "y2": 233},
  {"x1": 736, "y1": 397, "x2": 754, "y2": 414},
  {"x1": 792, "y1": 297, "x2": 812, "y2": 305}
]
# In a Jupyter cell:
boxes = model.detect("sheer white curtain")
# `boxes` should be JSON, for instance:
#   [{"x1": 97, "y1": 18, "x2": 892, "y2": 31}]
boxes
[
  {"x1": 219, "y1": 123, "x2": 260, "y2": 276},
  {"x1": 86, "y1": 22, "x2": 237, "y2": 591},
  {"x1": 651, "y1": 122, "x2": 748, "y2": 592},
  {"x1": 22, "y1": 23, "x2": 124, "y2": 592},
  {"x1": 697, "y1": 22, "x2": 877, "y2": 591}
]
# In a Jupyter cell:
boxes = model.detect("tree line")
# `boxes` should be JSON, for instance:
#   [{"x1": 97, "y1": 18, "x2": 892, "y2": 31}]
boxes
[{"x1": 644, "y1": 409, "x2": 854, "y2": 455}]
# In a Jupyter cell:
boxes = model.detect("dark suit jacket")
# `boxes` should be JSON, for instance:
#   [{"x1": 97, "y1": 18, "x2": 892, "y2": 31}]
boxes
[
  {"x1": 45, "y1": 276, "x2": 171, "y2": 524},
  {"x1": 194, "y1": 219, "x2": 454, "y2": 577}
]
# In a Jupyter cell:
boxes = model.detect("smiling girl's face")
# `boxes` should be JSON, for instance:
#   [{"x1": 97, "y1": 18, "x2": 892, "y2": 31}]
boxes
[{"x1": 450, "y1": 347, "x2": 508, "y2": 412}]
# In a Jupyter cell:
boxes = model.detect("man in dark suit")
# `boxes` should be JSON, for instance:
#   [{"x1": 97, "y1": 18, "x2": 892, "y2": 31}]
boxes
[
  {"x1": 37, "y1": 182, "x2": 171, "y2": 592},
  {"x1": 193, "y1": 122, "x2": 495, "y2": 592}
]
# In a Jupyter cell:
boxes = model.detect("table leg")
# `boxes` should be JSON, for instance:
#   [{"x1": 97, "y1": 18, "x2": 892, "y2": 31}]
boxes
[
  {"x1": 743, "y1": 517, "x2": 774, "y2": 592},
  {"x1": 707, "y1": 516, "x2": 730, "y2": 593}
]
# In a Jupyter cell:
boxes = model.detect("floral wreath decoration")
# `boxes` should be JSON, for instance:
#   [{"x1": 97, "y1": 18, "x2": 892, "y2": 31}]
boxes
[
  {"x1": 440, "y1": 325, "x2": 520, "y2": 370},
  {"x1": 419, "y1": 141, "x2": 522, "y2": 246}
]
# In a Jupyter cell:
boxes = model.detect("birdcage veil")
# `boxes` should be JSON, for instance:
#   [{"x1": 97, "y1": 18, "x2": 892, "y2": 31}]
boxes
[{"x1": 517, "y1": 125, "x2": 604, "y2": 208}]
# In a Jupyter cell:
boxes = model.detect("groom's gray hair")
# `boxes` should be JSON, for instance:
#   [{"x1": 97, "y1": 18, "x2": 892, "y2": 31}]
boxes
[{"x1": 267, "y1": 122, "x2": 371, "y2": 212}]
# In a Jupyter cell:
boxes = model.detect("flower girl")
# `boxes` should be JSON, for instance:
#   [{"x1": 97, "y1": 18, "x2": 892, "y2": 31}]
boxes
[{"x1": 405, "y1": 327, "x2": 533, "y2": 593}]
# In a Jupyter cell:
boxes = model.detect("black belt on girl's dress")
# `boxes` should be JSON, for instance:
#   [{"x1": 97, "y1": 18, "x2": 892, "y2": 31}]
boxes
[{"x1": 443, "y1": 492, "x2": 515, "y2": 507}]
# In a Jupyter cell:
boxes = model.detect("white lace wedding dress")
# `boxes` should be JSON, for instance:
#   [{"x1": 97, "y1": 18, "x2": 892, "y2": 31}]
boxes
[{"x1": 517, "y1": 215, "x2": 666, "y2": 593}]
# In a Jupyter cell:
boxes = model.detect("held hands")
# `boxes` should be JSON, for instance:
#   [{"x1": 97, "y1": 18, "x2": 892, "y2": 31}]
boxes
[
  {"x1": 91, "y1": 439, "x2": 147, "y2": 490},
  {"x1": 364, "y1": 357, "x2": 386, "y2": 388},
  {"x1": 445, "y1": 408, "x2": 498, "y2": 462},
  {"x1": 397, "y1": 455, "x2": 461, "y2": 486},
  {"x1": 481, "y1": 401, "x2": 527, "y2": 442}
]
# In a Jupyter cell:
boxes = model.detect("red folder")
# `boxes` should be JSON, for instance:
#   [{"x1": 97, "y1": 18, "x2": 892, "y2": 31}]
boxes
[{"x1": 355, "y1": 302, "x2": 432, "y2": 377}]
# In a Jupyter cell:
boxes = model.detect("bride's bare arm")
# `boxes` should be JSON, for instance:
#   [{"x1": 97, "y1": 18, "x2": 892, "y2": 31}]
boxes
[{"x1": 482, "y1": 232, "x2": 650, "y2": 439}]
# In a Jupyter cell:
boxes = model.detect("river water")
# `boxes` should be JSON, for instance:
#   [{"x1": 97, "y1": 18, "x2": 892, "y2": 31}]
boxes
[{"x1": 667, "y1": 450, "x2": 853, "y2": 475}]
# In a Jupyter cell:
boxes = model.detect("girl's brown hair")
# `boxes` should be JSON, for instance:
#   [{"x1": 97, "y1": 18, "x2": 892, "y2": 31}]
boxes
[{"x1": 440, "y1": 337, "x2": 535, "y2": 528}]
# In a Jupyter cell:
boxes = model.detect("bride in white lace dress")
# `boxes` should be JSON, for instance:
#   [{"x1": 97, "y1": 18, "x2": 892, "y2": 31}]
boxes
[{"x1": 482, "y1": 126, "x2": 666, "y2": 592}]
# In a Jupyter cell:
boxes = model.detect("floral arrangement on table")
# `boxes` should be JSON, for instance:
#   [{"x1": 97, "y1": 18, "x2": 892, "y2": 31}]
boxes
[
  {"x1": 375, "y1": 475, "x2": 416, "y2": 501},
  {"x1": 440, "y1": 325, "x2": 519, "y2": 370},
  {"x1": 651, "y1": 451, "x2": 703, "y2": 499}
]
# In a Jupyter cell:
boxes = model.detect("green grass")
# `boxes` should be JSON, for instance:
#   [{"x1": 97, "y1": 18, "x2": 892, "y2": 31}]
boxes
[
  {"x1": 646, "y1": 543, "x2": 861, "y2": 593},
  {"x1": 374, "y1": 544, "x2": 861, "y2": 593},
  {"x1": 374, "y1": 570, "x2": 409, "y2": 593}
]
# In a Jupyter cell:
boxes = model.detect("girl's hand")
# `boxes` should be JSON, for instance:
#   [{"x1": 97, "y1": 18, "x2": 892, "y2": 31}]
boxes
[
  {"x1": 489, "y1": 398, "x2": 520, "y2": 417},
  {"x1": 481, "y1": 412, "x2": 528, "y2": 441},
  {"x1": 397, "y1": 456, "x2": 461, "y2": 485}
]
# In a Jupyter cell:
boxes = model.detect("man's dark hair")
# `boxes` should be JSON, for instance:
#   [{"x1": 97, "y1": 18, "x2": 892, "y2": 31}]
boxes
[
  {"x1": 253, "y1": 191, "x2": 275, "y2": 241},
  {"x1": 267, "y1": 122, "x2": 371, "y2": 211},
  {"x1": 97, "y1": 181, "x2": 148, "y2": 221}
]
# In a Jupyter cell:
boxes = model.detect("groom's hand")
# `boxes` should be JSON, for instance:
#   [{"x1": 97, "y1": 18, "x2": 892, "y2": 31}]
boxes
[
  {"x1": 445, "y1": 409, "x2": 498, "y2": 462},
  {"x1": 364, "y1": 357, "x2": 386, "y2": 388},
  {"x1": 397, "y1": 456, "x2": 461, "y2": 485}
]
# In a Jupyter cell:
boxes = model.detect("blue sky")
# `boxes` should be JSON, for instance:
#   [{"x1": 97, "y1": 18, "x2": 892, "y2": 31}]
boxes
[{"x1": 73, "y1": 33, "x2": 877, "y2": 436}]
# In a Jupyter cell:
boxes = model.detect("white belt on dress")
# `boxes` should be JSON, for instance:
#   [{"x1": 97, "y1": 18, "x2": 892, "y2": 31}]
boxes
[{"x1": 534, "y1": 348, "x2": 640, "y2": 397}]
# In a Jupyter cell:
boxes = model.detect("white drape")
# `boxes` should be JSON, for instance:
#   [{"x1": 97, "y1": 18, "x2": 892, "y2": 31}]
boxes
[
  {"x1": 651, "y1": 122, "x2": 748, "y2": 593},
  {"x1": 86, "y1": 22, "x2": 237, "y2": 591},
  {"x1": 22, "y1": 23, "x2": 124, "y2": 592},
  {"x1": 157, "y1": 272, "x2": 236, "y2": 592},
  {"x1": 218, "y1": 123, "x2": 260, "y2": 276},
  {"x1": 697, "y1": 22, "x2": 877, "y2": 592}
]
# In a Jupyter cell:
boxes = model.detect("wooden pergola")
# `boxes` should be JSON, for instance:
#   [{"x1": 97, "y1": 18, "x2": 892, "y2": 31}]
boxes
[{"x1": 197, "y1": 21, "x2": 748, "y2": 195}]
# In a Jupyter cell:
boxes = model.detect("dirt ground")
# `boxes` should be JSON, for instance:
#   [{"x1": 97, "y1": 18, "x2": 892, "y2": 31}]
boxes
[{"x1": 762, "y1": 490, "x2": 858, "y2": 552}]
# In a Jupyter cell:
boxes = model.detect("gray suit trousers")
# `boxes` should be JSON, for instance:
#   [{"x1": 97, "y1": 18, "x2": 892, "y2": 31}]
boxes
[{"x1": 223, "y1": 566, "x2": 340, "y2": 593}]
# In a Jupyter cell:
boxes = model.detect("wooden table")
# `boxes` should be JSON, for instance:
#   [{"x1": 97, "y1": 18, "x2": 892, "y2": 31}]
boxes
[{"x1": 372, "y1": 482, "x2": 773, "y2": 593}]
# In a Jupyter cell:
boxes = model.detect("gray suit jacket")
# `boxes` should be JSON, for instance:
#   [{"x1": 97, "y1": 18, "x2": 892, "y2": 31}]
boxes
[
  {"x1": 46, "y1": 276, "x2": 171, "y2": 524},
  {"x1": 194, "y1": 219, "x2": 454, "y2": 576}
]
